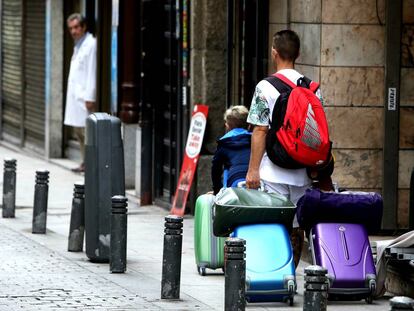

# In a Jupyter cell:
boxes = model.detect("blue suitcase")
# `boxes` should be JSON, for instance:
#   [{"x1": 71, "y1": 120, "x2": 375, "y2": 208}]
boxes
[{"x1": 232, "y1": 223, "x2": 296, "y2": 305}]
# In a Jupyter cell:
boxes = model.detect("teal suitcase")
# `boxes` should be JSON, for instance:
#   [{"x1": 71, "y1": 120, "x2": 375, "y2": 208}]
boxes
[
  {"x1": 194, "y1": 194, "x2": 225, "y2": 275},
  {"x1": 233, "y1": 224, "x2": 296, "y2": 304}
]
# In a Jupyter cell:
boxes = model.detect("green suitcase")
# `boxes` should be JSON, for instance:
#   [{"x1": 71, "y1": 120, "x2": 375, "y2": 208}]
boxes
[{"x1": 194, "y1": 194, "x2": 225, "y2": 275}]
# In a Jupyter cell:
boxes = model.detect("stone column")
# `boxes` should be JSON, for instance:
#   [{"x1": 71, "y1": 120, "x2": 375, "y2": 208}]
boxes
[
  {"x1": 45, "y1": 0, "x2": 63, "y2": 159},
  {"x1": 123, "y1": 124, "x2": 136, "y2": 189},
  {"x1": 191, "y1": 0, "x2": 227, "y2": 196}
]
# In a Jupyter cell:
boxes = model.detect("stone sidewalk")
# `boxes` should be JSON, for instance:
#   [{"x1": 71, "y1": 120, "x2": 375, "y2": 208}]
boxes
[
  {"x1": 0, "y1": 225, "x2": 151, "y2": 310},
  {"x1": 0, "y1": 144, "x2": 393, "y2": 310}
]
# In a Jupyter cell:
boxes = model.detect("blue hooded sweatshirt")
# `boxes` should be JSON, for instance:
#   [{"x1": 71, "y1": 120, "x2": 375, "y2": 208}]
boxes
[{"x1": 211, "y1": 128, "x2": 251, "y2": 194}]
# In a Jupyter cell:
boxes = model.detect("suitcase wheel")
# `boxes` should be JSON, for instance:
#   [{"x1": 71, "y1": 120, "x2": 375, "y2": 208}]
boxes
[
  {"x1": 197, "y1": 266, "x2": 206, "y2": 276},
  {"x1": 365, "y1": 278, "x2": 375, "y2": 304},
  {"x1": 287, "y1": 280, "x2": 295, "y2": 294}
]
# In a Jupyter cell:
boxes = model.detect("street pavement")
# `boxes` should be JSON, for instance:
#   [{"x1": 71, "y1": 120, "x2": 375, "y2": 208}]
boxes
[{"x1": 0, "y1": 143, "x2": 394, "y2": 310}]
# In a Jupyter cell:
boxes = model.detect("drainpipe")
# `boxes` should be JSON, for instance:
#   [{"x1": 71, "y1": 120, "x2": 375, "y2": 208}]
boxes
[{"x1": 382, "y1": 0, "x2": 402, "y2": 231}]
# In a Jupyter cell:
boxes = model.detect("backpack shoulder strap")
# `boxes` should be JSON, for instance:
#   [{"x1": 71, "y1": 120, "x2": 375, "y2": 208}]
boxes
[
  {"x1": 297, "y1": 76, "x2": 320, "y2": 93},
  {"x1": 264, "y1": 75, "x2": 292, "y2": 95},
  {"x1": 274, "y1": 73, "x2": 298, "y2": 89},
  {"x1": 309, "y1": 81, "x2": 320, "y2": 93}
]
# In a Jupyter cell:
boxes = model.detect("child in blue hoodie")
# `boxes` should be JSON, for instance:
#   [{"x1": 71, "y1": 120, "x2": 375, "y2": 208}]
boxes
[{"x1": 212, "y1": 105, "x2": 251, "y2": 194}]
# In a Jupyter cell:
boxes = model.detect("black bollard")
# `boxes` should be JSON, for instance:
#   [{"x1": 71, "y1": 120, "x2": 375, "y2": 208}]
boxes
[
  {"x1": 110, "y1": 195, "x2": 128, "y2": 273},
  {"x1": 390, "y1": 296, "x2": 414, "y2": 311},
  {"x1": 68, "y1": 182, "x2": 85, "y2": 252},
  {"x1": 2, "y1": 159, "x2": 17, "y2": 218},
  {"x1": 303, "y1": 265, "x2": 329, "y2": 311},
  {"x1": 32, "y1": 170, "x2": 49, "y2": 234},
  {"x1": 224, "y1": 237, "x2": 246, "y2": 311},
  {"x1": 161, "y1": 215, "x2": 183, "y2": 299}
]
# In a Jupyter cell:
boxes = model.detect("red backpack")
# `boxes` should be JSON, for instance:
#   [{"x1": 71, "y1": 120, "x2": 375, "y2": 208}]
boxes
[{"x1": 265, "y1": 73, "x2": 331, "y2": 169}]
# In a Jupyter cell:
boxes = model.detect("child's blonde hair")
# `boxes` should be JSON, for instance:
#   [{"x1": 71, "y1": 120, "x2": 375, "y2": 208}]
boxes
[{"x1": 224, "y1": 105, "x2": 249, "y2": 130}]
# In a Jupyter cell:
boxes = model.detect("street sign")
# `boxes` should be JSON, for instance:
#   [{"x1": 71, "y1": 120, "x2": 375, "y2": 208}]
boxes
[{"x1": 170, "y1": 104, "x2": 209, "y2": 216}]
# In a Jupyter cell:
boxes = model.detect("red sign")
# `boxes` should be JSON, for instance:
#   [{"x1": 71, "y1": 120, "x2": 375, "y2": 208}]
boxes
[{"x1": 170, "y1": 104, "x2": 209, "y2": 216}]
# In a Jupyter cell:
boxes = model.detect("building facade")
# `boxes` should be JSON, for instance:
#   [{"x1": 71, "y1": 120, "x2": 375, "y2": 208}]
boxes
[
  {"x1": 0, "y1": 0, "x2": 412, "y2": 230},
  {"x1": 194, "y1": 0, "x2": 414, "y2": 230}
]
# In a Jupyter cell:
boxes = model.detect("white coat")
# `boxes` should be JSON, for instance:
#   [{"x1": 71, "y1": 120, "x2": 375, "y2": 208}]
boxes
[{"x1": 64, "y1": 32, "x2": 97, "y2": 127}]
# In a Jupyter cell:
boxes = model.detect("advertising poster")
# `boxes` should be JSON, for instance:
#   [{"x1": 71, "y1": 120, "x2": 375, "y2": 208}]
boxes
[{"x1": 171, "y1": 105, "x2": 209, "y2": 216}]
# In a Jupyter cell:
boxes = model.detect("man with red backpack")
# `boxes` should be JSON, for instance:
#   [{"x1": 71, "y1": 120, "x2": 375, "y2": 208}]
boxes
[{"x1": 246, "y1": 30, "x2": 331, "y2": 268}]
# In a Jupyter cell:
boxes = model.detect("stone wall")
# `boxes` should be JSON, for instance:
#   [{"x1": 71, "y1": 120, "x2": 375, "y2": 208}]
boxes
[
  {"x1": 191, "y1": 0, "x2": 227, "y2": 194},
  {"x1": 45, "y1": 0, "x2": 64, "y2": 158},
  {"x1": 268, "y1": 0, "x2": 414, "y2": 228}
]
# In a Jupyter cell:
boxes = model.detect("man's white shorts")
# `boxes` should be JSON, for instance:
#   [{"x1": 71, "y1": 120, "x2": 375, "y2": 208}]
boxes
[{"x1": 263, "y1": 181, "x2": 311, "y2": 228}]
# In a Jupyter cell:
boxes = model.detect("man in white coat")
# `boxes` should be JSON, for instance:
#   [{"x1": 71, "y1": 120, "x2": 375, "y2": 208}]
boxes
[{"x1": 64, "y1": 13, "x2": 97, "y2": 173}]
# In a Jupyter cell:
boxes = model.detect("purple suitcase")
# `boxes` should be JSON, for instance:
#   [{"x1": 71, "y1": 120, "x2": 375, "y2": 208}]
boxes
[
  {"x1": 297, "y1": 189, "x2": 383, "y2": 234},
  {"x1": 310, "y1": 223, "x2": 376, "y2": 303}
]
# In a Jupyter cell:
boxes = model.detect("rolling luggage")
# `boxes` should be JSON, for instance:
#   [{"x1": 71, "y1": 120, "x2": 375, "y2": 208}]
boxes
[
  {"x1": 194, "y1": 194, "x2": 225, "y2": 275},
  {"x1": 233, "y1": 223, "x2": 296, "y2": 305},
  {"x1": 297, "y1": 188, "x2": 383, "y2": 234},
  {"x1": 310, "y1": 223, "x2": 376, "y2": 303},
  {"x1": 213, "y1": 187, "x2": 297, "y2": 305},
  {"x1": 85, "y1": 113, "x2": 125, "y2": 263},
  {"x1": 298, "y1": 188, "x2": 381, "y2": 303},
  {"x1": 213, "y1": 187, "x2": 296, "y2": 237}
]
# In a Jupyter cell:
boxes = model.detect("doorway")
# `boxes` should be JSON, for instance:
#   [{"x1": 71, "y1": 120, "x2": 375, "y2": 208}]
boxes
[
  {"x1": 63, "y1": 0, "x2": 111, "y2": 161},
  {"x1": 227, "y1": 0, "x2": 269, "y2": 108}
]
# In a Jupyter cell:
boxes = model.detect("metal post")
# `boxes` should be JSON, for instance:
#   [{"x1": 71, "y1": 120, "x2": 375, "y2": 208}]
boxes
[
  {"x1": 382, "y1": 0, "x2": 402, "y2": 230},
  {"x1": 110, "y1": 195, "x2": 128, "y2": 273},
  {"x1": 161, "y1": 215, "x2": 183, "y2": 299},
  {"x1": 390, "y1": 296, "x2": 414, "y2": 310},
  {"x1": 224, "y1": 237, "x2": 246, "y2": 311},
  {"x1": 2, "y1": 159, "x2": 17, "y2": 218},
  {"x1": 303, "y1": 265, "x2": 329, "y2": 311},
  {"x1": 32, "y1": 170, "x2": 49, "y2": 234},
  {"x1": 68, "y1": 182, "x2": 85, "y2": 252}
]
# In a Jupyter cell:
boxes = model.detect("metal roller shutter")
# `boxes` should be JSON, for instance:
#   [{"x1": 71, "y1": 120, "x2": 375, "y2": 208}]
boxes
[
  {"x1": 1, "y1": 0, "x2": 23, "y2": 143},
  {"x1": 153, "y1": 0, "x2": 179, "y2": 204},
  {"x1": 23, "y1": 0, "x2": 45, "y2": 149}
]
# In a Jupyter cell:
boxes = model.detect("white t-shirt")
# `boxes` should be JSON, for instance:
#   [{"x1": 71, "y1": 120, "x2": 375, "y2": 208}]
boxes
[{"x1": 247, "y1": 69, "x2": 322, "y2": 186}]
